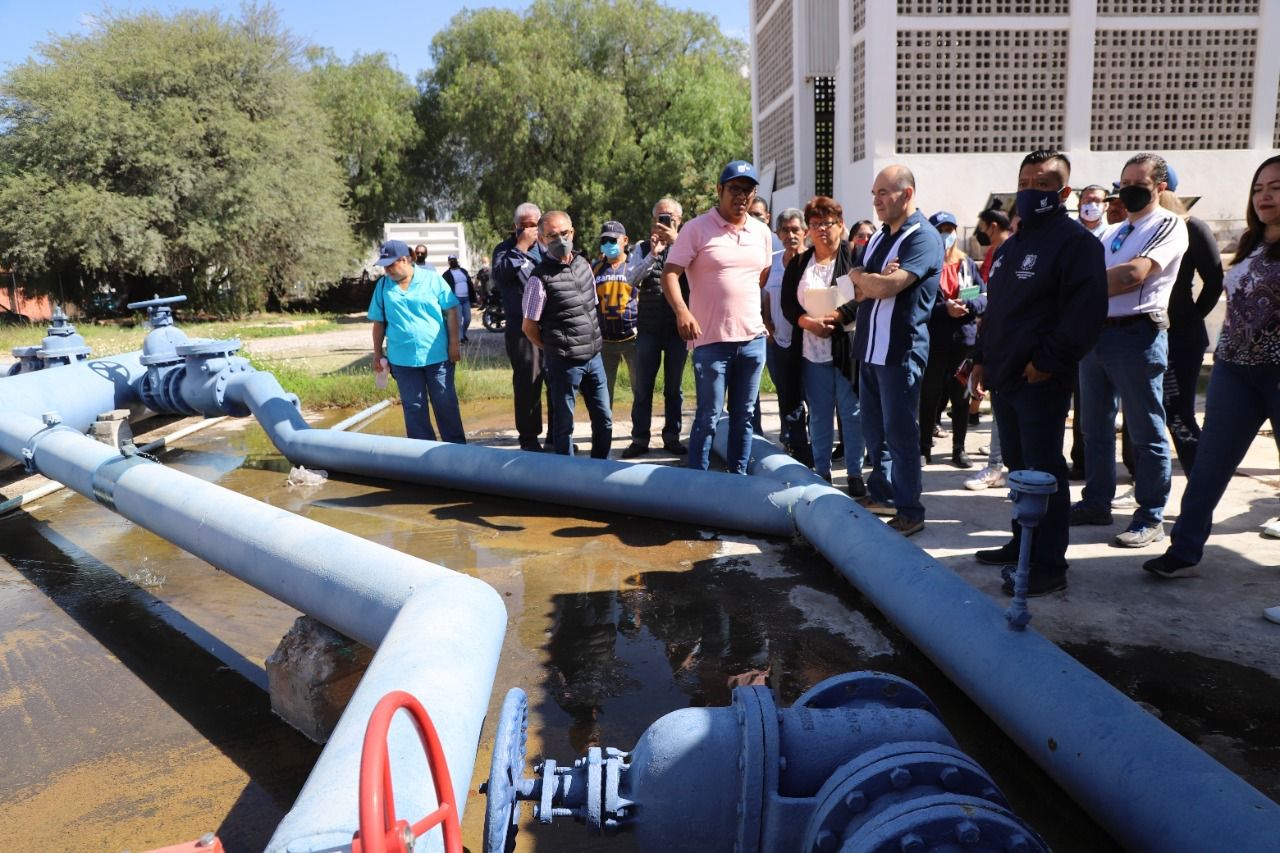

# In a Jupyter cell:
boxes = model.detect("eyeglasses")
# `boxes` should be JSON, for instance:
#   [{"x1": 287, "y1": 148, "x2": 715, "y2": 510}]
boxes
[
  {"x1": 808, "y1": 220, "x2": 842, "y2": 231},
  {"x1": 723, "y1": 183, "x2": 757, "y2": 198},
  {"x1": 599, "y1": 237, "x2": 618, "y2": 245},
  {"x1": 543, "y1": 229, "x2": 573, "y2": 241}
]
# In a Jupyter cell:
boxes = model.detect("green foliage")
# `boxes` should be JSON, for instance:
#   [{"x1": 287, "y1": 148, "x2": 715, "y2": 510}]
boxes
[
  {"x1": 421, "y1": 0, "x2": 751, "y2": 251},
  {"x1": 0, "y1": 4, "x2": 360, "y2": 314},
  {"x1": 305, "y1": 49, "x2": 425, "y2": 243}
]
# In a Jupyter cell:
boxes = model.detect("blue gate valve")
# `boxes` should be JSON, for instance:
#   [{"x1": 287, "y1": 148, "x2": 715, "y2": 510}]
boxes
[
  {"x1": 480, "y1": 671, "x2": 1048, "y2": 853},
  {"x1": 1003, "y1": 470, "x2": 1058, "y2": 631}
]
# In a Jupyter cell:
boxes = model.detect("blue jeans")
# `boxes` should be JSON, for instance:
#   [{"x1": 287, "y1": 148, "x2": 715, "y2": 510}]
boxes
[
  {"x1": 767, "y1": 337, "x2": 811, "y2": 461},
  {"x1": 689, "y1": 335, "x2": 767, "y2": 473},
  {"x1": 860, "y1": 358, "x2": 925, "y2": 521},
  {"x1": 457, "y1": 298, "x2": 471, "y2": 341},
  {"x1": 601, "y1": 338, "x2": 639, "y2": 408},
  {"x1": 993, "y1": 376, "x2": 1073, "y2": 574},
  {"x1": 1168, "y1": 360, "x2": 1280, "y2": 563},
  {"x1": 1079, "y1": 322, "x2": 1171, "y2": 526},
  {"x1": 544, "y1": 351, "x2": 613, "y2": 458},
  {"x1": 802, "y1": 358, "x2": 863, "y2": 480},
  {"x1": 389, "y1": 361, "x2": 465, "y2": 443},
  {"x1": 632, "y1": 330, "x2": 687, "y2": 447}
]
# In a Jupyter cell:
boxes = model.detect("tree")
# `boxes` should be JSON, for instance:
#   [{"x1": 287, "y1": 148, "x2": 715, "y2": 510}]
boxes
[
  {"x1": 421, "y1": 0, "x2": 751, "y2": 254},
  {"x1": 0, "y1": 5, "x2": 358, "y2": 314},
  {"x1": 306, "y1": 49, "x2": 425, "y2": 243}
]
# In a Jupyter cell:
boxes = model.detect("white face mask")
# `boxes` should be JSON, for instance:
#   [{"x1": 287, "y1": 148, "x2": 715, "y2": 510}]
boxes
[{"x1": 1080, "y1": 202, "x2": 1103, "y2": 222}]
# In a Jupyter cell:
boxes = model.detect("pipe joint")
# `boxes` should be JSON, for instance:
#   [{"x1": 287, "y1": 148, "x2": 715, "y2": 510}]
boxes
[
  {"x1": 90, "y1": 449, "x2": 152, "y2": 512},
  {"x1": 21, "y1": 418, "x2": 81, "y2": 474},
  {"x1": 176, "y1": 340, "x2": 254, "y2": 416}
]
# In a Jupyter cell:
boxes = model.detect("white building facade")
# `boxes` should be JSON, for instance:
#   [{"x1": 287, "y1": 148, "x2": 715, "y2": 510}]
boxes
[{"x1": 750, "y1": 0, "x2": 1280, "y2": 235}]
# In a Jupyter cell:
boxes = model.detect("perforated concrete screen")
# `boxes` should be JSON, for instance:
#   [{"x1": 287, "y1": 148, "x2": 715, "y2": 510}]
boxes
[
  {"x1": 760, "y1": 97, "x2": 796, "y2": 188},
  {"x1": 815, "y1": 77, "x2": 836, "y2": 196},
  {"x1": 1096, "y1": 0, "x2": 1257, "y2": 14},
  {"x1": 852, "y1": 0, "x2": 866, "y2": 32},
  {"x1": 851, "y1": 41, "x2": 866, "y2": 162},
  {"x1": 757, "y1": 1, "x2": 793, "y2": 109},
  {"x1": 1091, "y1": 28, "x2": 1256, "y2": 150},
  {"x1": 898, "y1": 0, "x2": 1069, "y2": 13},
  {"x1": 894, "y1": 29, "x2": 1067, "y2": 154}
]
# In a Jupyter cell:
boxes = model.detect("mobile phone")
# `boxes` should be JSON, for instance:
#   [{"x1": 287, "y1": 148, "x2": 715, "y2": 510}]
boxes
[{"x1": 658, "y1": 214, "x2": 673, "y2": 227}]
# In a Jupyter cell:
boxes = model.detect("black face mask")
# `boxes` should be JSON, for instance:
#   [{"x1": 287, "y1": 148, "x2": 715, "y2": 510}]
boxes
[
  {"x1": 1118, "y1": 185, "x2": 1153, "y2": 213},
  {"x1": 974, "y1": 229, "x2": 992, "y2": 247}
]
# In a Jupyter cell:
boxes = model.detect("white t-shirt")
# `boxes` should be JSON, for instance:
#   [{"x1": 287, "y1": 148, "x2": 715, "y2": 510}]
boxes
[
  {"x1": 1100, "y1": 206, "x2": 1188, "y2": 317},
  {"x1": 797, "y1": 256, "x2": 837, "y2": 364}
]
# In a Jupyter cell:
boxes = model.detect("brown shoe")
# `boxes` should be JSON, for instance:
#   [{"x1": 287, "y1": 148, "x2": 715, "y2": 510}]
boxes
[
  {"x1": 886, "y1": 515, "x2": 925, "y2": 537},
  {"x1": 855, "y1": 495, "x2": 897, "y2": 516}
]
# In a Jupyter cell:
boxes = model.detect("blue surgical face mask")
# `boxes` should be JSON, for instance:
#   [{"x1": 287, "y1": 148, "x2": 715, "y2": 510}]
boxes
[
  {"x1": 601, "y1": 241, "x2": 621, "y2": 260},
  {"x1": 1015, "y1": 188, "x2": 1062, "y2": 222},
  {"x1": 943, "y1": 232, "x2": 957, "y2": 251}
]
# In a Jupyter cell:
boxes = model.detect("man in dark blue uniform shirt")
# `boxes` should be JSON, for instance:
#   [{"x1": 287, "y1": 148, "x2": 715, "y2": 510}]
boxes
[
  {"x1": 971, "y1": 150, "x2": 1109, "y2": 596},
  {"x1": 829, "y1": 164, "x2": 943, "y2": 537}
]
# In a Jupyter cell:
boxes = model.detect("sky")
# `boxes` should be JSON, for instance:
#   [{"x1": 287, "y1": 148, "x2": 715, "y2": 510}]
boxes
[{"x1": 0, "y1": 0, "x2": 751, "y2": 79}]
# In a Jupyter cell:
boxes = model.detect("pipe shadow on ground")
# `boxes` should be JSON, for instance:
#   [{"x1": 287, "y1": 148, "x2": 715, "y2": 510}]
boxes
[
  {"x1": 0, "y1": 515, "x2": 319, "y2": 851},
  {"x1": 529, "y1": 547, "x2": 1121, "y2": 853}
]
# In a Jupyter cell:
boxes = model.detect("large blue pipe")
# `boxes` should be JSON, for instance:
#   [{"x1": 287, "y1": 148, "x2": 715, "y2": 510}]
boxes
[
  {"x1": 0, "y1": 411, "x2": 506, "y2": 853},
  {"x1": 224, "y1": 370, "x2": 806, "y2": 538}
]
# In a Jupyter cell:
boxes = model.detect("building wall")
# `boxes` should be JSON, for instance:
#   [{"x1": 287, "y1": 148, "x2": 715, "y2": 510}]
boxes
[{"x1": 751, "y1": 0, "x2": 1280, "y2": 234}]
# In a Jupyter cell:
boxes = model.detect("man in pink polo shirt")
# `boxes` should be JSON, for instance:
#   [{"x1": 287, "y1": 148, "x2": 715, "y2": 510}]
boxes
[{"x1": 661, "y1": 160, "x2": 773, "y2": 472}]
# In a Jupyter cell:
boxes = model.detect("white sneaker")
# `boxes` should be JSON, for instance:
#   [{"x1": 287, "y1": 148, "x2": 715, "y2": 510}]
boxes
[
  {"x1": 1262, "y1": 518, "x2": 1280, "y2": 539},
  {"x1": 1111, "y1": 486, "x2": 1137, "y2": 509},
  {"x1": 964, "y1": 465, "x2": 1006, "y2": 491}
]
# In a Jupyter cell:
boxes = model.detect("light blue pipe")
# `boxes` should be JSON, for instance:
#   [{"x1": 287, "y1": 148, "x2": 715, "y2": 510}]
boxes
[
  {"x1": 0, "y1": 411, "x2": 507, "y2": 853},
  {"x1": 224, "y1": 370, "x2": 806, "y2": 539},
  {"x1": 738, "y1": 436, "x2": 1280, "y2": 851}
]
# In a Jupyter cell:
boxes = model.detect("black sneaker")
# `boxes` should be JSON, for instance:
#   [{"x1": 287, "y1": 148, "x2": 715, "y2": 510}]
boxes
[
  {"x1": 833, "y1": 442, "x2": 845, "y2": 460},
  {"x1": 1069, "y1": 502, "x2": 1113, "y2": 526},
  {"x1": 662, "y1": 440, "x2": 689, "y2": 455},
  {"x1": 952, "y1": 450, "x2": 973, "y2": 469},
  {"x1": 519, "y1": 442, "x2": 544, "y2": 453},
  {"x1": 621, "y1": 443, "x2": 649, "y2": 459},
  {"x1": 1142, "y1": 552, "x2": 1200, "y2": 579},
  {"x1": 1001, "y1": 572, "x2": 1068, "y2": 597},
  {"x1": 846, "y1": 475, "x2": 867, "y2": 498},
  {"x1": 976, "y1": 544, "x2": 1019, "y2": 566}
]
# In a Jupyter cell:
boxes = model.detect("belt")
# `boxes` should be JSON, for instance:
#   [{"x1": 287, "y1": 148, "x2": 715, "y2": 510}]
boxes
[{"x1": 1103, "y1": 313, "x2": 1150, "y2": 327}]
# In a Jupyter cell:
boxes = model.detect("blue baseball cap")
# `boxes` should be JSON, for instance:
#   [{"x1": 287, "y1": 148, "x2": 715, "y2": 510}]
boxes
[
  {"x1": 718, "y1": 160, "x2": 759, "y2": 185},
  {"x1": 929, "y1": 211, "x2": 958, "y2": 229},
  {"x1": 375, "y1": 240, "x2": 412, "y2": 266},
  {"x1": 1165, "y1": 163, "x2": 1179, "y2": 192}
]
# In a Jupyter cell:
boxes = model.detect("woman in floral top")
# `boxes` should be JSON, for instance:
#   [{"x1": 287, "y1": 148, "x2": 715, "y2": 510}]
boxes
[{"x1": 1144, "y1": 155, "x2": 1280, "y2": 581}]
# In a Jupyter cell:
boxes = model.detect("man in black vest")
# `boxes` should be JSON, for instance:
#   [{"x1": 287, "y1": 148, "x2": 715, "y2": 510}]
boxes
[{"x1": 521, "y1": 210, "x2": 613, "y2": 458}]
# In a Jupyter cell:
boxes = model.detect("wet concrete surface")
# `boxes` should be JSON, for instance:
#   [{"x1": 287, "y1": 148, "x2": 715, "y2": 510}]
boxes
[{"x1": 0, "y1": 404, "x2": 1274, "y2": 852}]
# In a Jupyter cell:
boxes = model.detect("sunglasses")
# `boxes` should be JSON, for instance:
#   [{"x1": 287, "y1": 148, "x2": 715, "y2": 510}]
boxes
[{"x1": 600, "y1": 237, "x2": 619, "y2": 245}]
